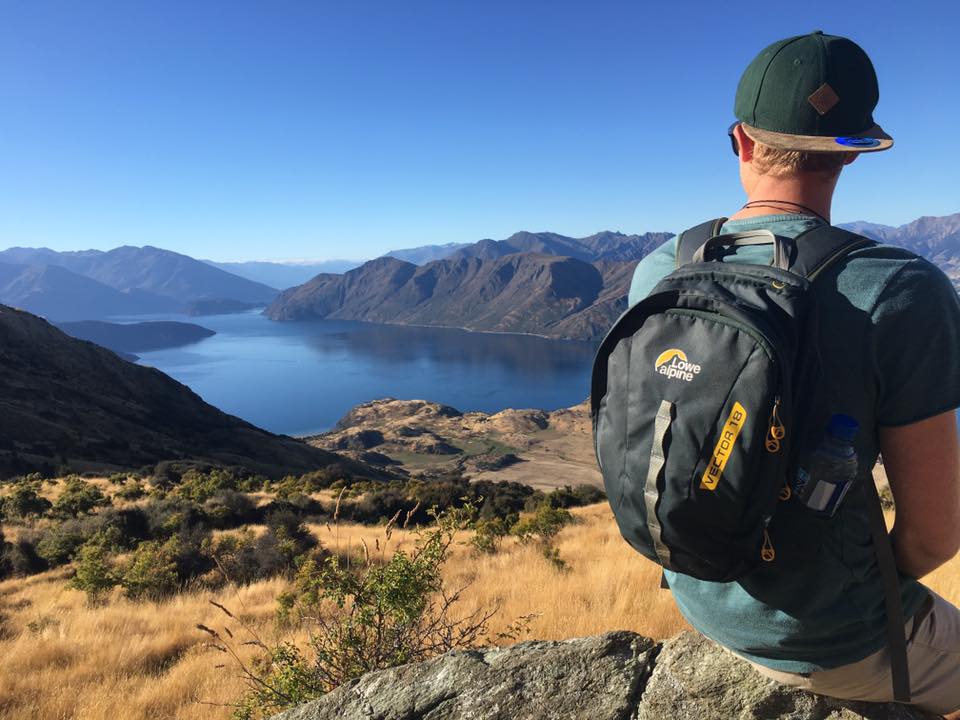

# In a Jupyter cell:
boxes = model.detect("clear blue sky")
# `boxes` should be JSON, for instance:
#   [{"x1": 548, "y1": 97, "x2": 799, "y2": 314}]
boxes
[{"x1": 1, "y1": 1, "x2": 956, "y2": 262}]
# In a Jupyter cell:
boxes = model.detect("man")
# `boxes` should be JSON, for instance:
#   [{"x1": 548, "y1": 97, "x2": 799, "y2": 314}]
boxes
[{"x1": 627, "y1": 31, "x2": 960, "y2": 717}]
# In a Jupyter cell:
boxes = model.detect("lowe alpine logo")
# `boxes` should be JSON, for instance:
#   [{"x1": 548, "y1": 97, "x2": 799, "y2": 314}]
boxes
[{"x1": 654, "y1": 348, "x2": 702, "y2": 382}]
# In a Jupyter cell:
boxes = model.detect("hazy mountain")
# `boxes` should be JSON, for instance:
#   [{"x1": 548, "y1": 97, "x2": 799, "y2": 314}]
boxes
[
  {"x1": 56, "y1": 320, "x2": 215, "y2": 356},
  {"x1": 385, "y1": 242, "x2": 471, "y2": 265},
  {"x1": 264, "y1": 253, "x2": 632, "y2": 340},
  {"x1": 0, "y1": 304, "x2": 385, "y2": 479},
  {"x1": 0, "y1": 262, "x2": 179, "y2": 321},
  {"x1": 0, "y1": 246, "x2": 278, "y2": 306},
  {"x1": 205, "y1": 259, "x2": 362, "y2": 289}
]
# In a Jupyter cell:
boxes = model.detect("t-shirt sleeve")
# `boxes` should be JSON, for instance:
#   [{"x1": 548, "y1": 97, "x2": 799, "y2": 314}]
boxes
[
  {"x1": 872, "y1": 257, "x2": 960, "y2": 426},
  {"x1": 628, "y1": 235, "x2": 679, "y2": 308}
]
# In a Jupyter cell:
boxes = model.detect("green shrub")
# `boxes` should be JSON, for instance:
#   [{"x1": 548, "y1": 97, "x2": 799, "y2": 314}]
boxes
[
  {"x1": 115, "y1": 480, "x2": 146, "y2": 501},
  {"x1": 469, "y1": 516, "x2": 510, "y2": 555},
  {"x1": 224, "y1": 504, "x2": 496, "y2": 719},
  {"x1": 172, "y1": 467, "x2": 264, "y2": 504},
  {"x1": 203, "y1": 491, "x2": 257, "y2": 529},
  {"x1": 120, "y1": 538, "x2": 180, "y2": 600},
  {"x1": 69, "y1": 531, "x2": 118, "y2": 599},
  {"x1": 53, "y1": 478, "x2": 109, "y2": 518},
  {"x1": 1, "y1": 482, "x2": 53, "y2": 519},
  {"x1": 511, "y1": 503, "x2": 573, "y2": 543},
  {"x1": 510, "y1": 502, "x2": 573, "y2": 572},
  {"x1": 0, "y1": 535, "x2": 47, "y2": 577},
  {"x1": 36, "y1": 524, "x2": 88, "y2": 566},
  {"x1": 542, "y1": 484, "x2": 606, "y2": 509}
]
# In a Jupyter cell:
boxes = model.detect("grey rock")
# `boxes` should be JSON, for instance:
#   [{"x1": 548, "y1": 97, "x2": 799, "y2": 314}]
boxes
[
  {"x1": 638, "y1": 632, "x2": 934, "y2": 720},
  {"x1": 271, "y1": 630, "x2": 937, "y2": 720},
  {"x1": 271, "y1": 631, "x2": 657, "y2": 720}
]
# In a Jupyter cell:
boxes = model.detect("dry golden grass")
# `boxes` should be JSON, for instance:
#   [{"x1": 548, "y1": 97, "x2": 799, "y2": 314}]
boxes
[{"x1": 0, "y1": 503, "x2": 958, "y2": 720}]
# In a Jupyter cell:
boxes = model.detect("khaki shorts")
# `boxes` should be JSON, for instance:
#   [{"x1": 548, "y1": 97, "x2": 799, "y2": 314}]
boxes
[{"x1": 748, "y1": 591, "x2": 960, "y2": 716}]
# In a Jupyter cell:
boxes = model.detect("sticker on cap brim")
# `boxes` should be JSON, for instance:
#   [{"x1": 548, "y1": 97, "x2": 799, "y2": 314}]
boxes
[{"x1": 835, "y1": 136, "x2": 881, "y2": 148}]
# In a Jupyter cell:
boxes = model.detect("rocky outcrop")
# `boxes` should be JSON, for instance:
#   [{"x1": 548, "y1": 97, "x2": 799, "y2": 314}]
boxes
[
  {"x1": 271, "y1": 631, "x2": 934, "y2": 720},
  {"x1": 306, "y1": 398, "x2": 597, "y2": 488}
]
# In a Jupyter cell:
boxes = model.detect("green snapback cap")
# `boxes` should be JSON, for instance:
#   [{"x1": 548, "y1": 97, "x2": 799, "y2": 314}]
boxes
[{"x1": 734, "y1": 30, "x2": 893, "y2": 153}]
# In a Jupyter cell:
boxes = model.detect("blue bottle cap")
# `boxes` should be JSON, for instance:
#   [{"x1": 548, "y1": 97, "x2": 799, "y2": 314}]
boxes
[{"x1": 827, "y1": 413, "x2": 859, "y2": 442}]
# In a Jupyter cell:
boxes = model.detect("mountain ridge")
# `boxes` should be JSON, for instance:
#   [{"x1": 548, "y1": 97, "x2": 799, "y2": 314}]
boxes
[
  {"x1": 0, "y1": 304, "x2": 383, "y2": 479},
  {"x1": 0, "y1": 245, "x2": 277, "y2": 320}
]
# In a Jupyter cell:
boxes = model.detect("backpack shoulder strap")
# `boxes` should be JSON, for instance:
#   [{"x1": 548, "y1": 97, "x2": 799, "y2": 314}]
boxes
[
  {"x1": 675, "y1": 218, "x2": 728, "y2": 268},
  {"x1": 862, "y1": 475, "x2": 912, "y2": 702},
  {"x1": 788, "y1": 224, "x2": 876, "y2": 280}
]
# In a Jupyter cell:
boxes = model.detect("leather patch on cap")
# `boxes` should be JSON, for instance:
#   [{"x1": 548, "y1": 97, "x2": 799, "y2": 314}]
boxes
[{"x1": 808, "y1": 83, "x2": 840, "y2": 116}]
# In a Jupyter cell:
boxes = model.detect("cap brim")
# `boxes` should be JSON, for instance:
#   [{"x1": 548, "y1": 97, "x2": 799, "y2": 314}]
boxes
[{"x1": 741, "y1": 123, "x2": 894, "y2": 153}]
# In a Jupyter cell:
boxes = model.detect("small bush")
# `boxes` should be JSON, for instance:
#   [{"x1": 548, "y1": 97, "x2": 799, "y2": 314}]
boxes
[
  {"x1": 224, "y1": 504, "x2": 495, "y2": 720},
  {"x1": 115, "y1": 480, "x2": 146, "y2": 501},
  {"x1": 470, "y1": 516, "x2": 511, "y2": 555},
  {"x1": 1, "y1": 482, "x2": 53, "y2": 519},
  {"x1": 542, "y1": 484, "x2": 606, "y2": 509},
  {"x1": 53, "y1": 477, "x2": 109, "y2": 518},
  {"x1": 511, "y1": 503, "x2": 573, "y2": 543},
  {"x1": 1, "y1": 537, "x2": 48, "y2": 577},
  {"x1": 511, "y1": 502, "x2": 573, "y2": 572},
  {"x1": 203, "y1": 491, "x2": 257, "y2": 529},
  {"x1": 142, "y1": 497, "x2": 207, "y2": 538},
  {"x1": 120, "y1": 538, "x2": 180, "y2": 600},
  {"x1": 36, "y1": 524, "x2": 89, "y2": 566},
  {"x1": 69, "y1": 531, "x2": 118, "y2": 599}
]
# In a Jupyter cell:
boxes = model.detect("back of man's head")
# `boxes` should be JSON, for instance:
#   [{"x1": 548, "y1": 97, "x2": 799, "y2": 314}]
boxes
[{"x1": 732, "y1": 31, "x2": 891, "y2": 179}]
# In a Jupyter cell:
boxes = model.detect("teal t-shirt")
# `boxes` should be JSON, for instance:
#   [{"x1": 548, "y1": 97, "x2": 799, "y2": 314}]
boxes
[{"x1": 628, "y1": 214, "x2": 960, "y2": 672}]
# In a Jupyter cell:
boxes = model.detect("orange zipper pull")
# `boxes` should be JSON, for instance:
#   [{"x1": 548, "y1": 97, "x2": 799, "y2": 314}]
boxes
[
  {"x1": 761, "y1": 527, "x2": 776, "y2": 562},
  {"x1": 766, "y1": 397, "x2": 785, "y2": 453}
]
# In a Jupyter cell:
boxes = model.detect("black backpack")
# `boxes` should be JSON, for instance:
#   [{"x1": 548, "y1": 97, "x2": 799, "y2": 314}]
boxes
[{"x1": 591, "y1": 218, "x2": 912, "y2": 701}]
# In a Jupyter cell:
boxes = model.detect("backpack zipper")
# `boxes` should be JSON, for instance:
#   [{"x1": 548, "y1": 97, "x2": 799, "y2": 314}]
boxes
[{"x1": 766, "y1": 396, "x2": 785, "y2": 453}]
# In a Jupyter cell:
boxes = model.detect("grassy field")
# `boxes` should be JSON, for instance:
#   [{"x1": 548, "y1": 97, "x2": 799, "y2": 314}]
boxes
[{"x1": 0, "y1": 502, "x2": 957, "y2": 720}]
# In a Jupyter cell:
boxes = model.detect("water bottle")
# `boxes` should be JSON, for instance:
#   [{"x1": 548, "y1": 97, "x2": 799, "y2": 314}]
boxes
[{"x1": 792, "y1": 414, "x2": 859, "y2": 516}]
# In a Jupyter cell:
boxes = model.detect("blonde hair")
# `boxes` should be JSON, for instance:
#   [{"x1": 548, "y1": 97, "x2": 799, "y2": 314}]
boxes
[{"x1": 752, "y1": 142, "x2": 852, "y2": 178}]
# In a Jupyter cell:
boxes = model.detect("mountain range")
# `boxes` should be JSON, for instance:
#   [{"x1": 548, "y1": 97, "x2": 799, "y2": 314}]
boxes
[
  {"x1": 0, "y1": 304, "x2": 382, "y2": 479},
  {"x1": 2, "y1": 214, "x2": 957, "y2": 334},
  {"x1": 266, "y1": 216, "x2": 960, "y2": 340},
  {"x1": 0, "y1": 245, "x2": 277, "y2": 321},
  {"x1": 259, "y1": 230, "x2": 678, "y2": 340}
]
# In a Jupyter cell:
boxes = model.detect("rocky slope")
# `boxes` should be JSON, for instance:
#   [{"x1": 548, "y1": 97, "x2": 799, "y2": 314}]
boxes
[
  {"x1": 271, "y1": 631, "x2": 932, "y2": 720},
  {"x1": 0, "y1": 304, "x2": 381, "y2": 479}
]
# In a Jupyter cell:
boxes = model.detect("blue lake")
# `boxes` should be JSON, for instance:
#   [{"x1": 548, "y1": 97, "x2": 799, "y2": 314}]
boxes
[{"x1": 132, "y1": 311, "x2": 598, "y2": 437}]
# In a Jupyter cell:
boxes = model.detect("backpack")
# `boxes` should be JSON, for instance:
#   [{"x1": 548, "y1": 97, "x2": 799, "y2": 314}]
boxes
[{"x1": 590, "y1": 218, "x2": 912, "y2": 701}]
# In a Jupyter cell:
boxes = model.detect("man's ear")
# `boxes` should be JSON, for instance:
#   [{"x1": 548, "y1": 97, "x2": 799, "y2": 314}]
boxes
[
  {"x1": 734, "y1": 124, "x2": 754, "y2": 162},
  {"x1": 842, "y1": 153, "x2": 858, "y2": 166}
]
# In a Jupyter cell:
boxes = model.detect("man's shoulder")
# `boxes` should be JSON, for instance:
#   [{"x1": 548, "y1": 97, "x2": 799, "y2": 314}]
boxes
[{"x1": 831, "y1": 241, "x2": 952, "y2": 315}]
